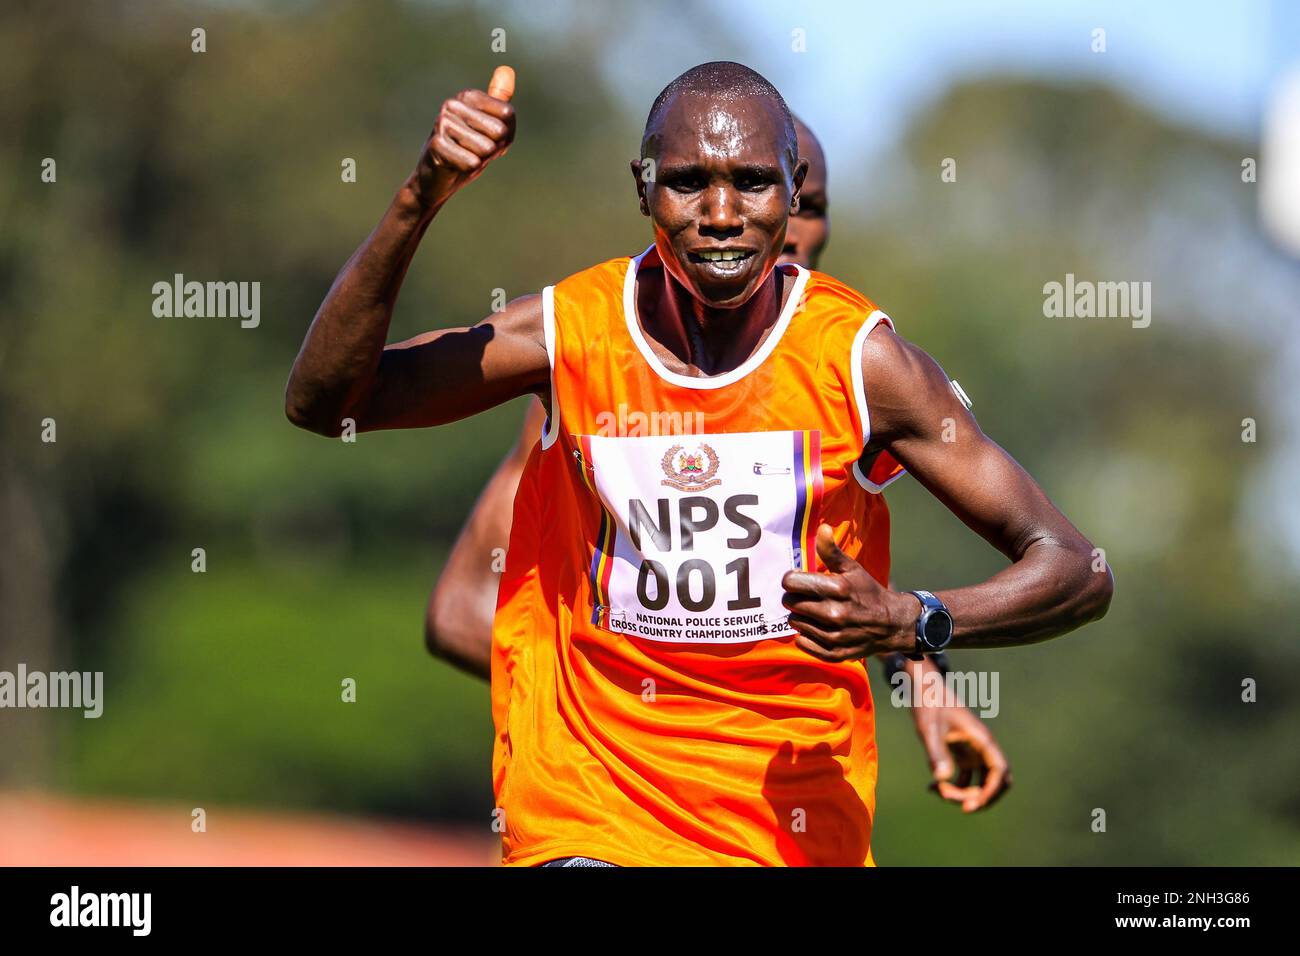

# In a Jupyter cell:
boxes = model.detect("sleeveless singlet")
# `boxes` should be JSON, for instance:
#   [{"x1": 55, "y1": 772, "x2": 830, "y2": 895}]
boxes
[{"x1": 490, "y1": 247, "x2": 904, "y2": 866}]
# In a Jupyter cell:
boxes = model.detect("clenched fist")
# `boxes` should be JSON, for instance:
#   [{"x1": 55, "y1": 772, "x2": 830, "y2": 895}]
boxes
[{"x1": 411, "y1": 65, "x2": 516, "y2": 211}]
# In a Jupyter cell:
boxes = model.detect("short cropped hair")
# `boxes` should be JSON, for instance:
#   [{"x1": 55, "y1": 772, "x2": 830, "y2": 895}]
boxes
[{"x1": 641, "y1": 61, "x2": 797, "y2": 168}]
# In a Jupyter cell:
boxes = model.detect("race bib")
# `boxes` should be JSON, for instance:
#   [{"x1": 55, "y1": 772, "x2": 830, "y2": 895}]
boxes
[{"x1": 578, "y1": 430, "x2": 823, "y2": 644}]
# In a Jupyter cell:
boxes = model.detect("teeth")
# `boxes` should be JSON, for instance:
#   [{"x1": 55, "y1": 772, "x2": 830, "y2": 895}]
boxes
[{"x1": 698, "y1": 250, "x2": 748, "y2": 262}]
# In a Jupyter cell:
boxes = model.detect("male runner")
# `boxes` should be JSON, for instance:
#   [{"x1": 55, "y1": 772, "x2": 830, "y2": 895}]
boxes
[
  {"x1": 286, "y1": 62, "x2": 1113, "y2": 866},
  {"x1": 424, "y1": 115, "x2": 1012, "y2": 814}
]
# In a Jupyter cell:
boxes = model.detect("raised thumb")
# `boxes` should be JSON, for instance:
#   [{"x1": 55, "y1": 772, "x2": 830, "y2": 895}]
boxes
[{"x1": 487, "y1": 65, "x2": 515, "y2": 102}]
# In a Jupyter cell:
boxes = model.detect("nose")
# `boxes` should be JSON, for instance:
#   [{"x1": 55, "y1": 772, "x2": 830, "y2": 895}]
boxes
[{"x1": 699, "y1": 184, "x2": 743, "y2": 238}]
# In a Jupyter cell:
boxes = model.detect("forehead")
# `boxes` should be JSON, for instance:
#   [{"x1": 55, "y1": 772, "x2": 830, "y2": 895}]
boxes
[{"x1": 649, "y1": 91, "x2": 790, "y2": 166}]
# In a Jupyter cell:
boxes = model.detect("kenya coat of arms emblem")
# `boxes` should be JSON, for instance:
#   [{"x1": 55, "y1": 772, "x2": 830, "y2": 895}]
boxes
[{"x1": 660, "y1": 443, "x2": 722, "y2": 491}]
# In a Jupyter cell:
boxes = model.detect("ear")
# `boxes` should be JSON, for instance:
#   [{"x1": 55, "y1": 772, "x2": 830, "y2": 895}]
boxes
[
  {"x1": 630, "y1": 159, "x2": 651, "y2": 217},
  {"x1": 789, "y1": 157, "x2": 809, "y2": 214}
]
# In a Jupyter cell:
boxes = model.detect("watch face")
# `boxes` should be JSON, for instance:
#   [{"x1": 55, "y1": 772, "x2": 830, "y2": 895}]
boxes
[{"x1": 923, "y1": 610, "x2": 953, "y2": 647}]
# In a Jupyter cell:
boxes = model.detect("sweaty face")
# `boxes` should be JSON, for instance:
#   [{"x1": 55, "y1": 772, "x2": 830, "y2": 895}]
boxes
[
  {"x1": 638, "y1": 93, "x2": 804, "y2": 308},
  {"x1": 779, "y1": 126, "x2": 828, "y2": 270}
]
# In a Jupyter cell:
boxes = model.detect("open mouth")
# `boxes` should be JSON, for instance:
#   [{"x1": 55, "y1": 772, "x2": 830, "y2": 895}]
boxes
[{"x1": 687, "y1": 249, "x2": 755, "y2": 275}]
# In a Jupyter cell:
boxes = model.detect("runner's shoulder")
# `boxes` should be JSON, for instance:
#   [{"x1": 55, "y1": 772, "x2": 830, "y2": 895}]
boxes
[
  {"x1": 798, "y1": 272, "x2": 920, "y2": 366},
  {"x1": 855, "y1": 307, "x2": 950, "y2": 419},
  {"x1": 802, "y1": 269, "x2": 890, "y2": 327},
  {"x1": 826, "y1": 292, "x2": 965, "y2": 443},
  {"x1": 490, "y1": 291, "x2": 545, "y2": 336}
]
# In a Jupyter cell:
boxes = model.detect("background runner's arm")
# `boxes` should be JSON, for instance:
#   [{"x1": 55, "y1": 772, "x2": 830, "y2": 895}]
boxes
[
  {"x1": 285, "y1": 72, "x2": 548, "y2": 436},
  {"x1": 426, "y1": 400, "x2": 547, "y2": 678},
  {"x1": 879, "y1": 653, "x2": 1012, "y2": 811}
]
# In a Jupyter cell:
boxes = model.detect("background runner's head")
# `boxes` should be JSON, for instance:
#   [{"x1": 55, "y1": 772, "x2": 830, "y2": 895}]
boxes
[
  {"x1": 781, "y1": 117, "x2": 829, "y2": 271},
  {"x1": 635, "y1": 61, "x2": 808, "y2": 308}
]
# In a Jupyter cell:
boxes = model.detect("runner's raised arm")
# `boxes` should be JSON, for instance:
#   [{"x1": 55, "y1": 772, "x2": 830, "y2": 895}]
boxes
[{"x1": 285, "y1": 68, "x2": 549, "y2": 436}]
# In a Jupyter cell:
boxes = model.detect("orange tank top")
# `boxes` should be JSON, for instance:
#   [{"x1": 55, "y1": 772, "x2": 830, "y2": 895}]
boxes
[{"x1": 490, "y1": 247, "x2": 900, "y2": 866}]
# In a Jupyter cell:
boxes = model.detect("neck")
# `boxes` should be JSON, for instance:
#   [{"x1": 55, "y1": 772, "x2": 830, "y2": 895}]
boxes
[{"x1": 641, "y1": 259, "x2": 788, "y2": 378}]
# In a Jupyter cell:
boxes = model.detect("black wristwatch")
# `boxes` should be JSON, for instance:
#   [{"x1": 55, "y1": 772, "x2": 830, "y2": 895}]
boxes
[{"x1": 904, "y1": 590, "x2": 953, "y2": 661}]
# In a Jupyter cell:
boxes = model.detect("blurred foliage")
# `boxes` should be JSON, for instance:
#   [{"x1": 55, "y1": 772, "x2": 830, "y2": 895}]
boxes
[
  {"x1": 1, "y1": 0, "x2": 1297, "y2": 863},
  {"x1": 60, "y1": 554, "x2": 492, "y2": 821}
]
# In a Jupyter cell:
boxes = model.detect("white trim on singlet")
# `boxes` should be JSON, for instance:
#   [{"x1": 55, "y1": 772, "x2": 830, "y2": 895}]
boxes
[
  {"x1": 853, "y1": 458, "x2": 907, "y2": 494},
  {"x1": 540, "y1": 285, "x2": 560, "y2": 450},
  {"x1": 621, "y1": 245, "x2": 809, "y2": 390},
  {"x1": 849, "y1": 309, "x2": 905, "y2": 494}
]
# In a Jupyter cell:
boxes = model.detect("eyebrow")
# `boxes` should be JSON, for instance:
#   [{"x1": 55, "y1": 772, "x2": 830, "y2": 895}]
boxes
[
  {"x1": 656, "y1": 161, "x2": 784, "y2": 179},
  {"x1": 731, "y1": 163, "x2": 783, "y2": 179}
]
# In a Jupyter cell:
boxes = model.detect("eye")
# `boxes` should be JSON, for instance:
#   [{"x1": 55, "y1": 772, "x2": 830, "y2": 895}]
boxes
[
  {"x1": 736, "y1": 172, "x2": 776, "y2": 192},
  {"x1": 795, "y1": 193, "x2": 827, "y2": 218},
  {"x1": 662, "y1": 171, "x2": 705, "y2": 193}
]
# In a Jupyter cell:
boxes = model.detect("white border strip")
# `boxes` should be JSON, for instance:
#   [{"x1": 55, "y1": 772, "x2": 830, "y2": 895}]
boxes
[{"x1": 622, "y1": 245, "x2": 809, "y2": 390}]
